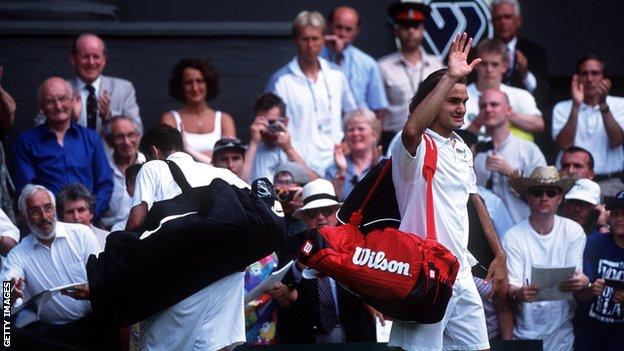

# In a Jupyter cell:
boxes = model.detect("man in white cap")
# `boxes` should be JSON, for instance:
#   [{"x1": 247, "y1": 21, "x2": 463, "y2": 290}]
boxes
[
  {"x1": 561, "y1": 178, "x2": 610, "y2": 235},
  {"x1": 276, "y1": 179, "x2": 375, "y2": 343},
  {"x1": 505, "y1": 166, "x2": 590, "y2": 350}
]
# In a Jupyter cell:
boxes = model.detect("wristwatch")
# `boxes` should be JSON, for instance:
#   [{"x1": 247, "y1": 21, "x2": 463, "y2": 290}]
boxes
[{"x1": 600, "y1": 104, "x2": 610, "y2": 113}]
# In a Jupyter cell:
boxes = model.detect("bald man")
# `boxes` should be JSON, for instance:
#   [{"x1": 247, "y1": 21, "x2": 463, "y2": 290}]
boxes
[
  {"x1": 13, "y1": 77, "x2": 113, "y2": 221},
  {"x1": 320, "y1": 6, "x2": 387, "y2": 117},
  {"x1": 35, "y1": 33, "x2": 142, "y2": 135},
  {"x1": 473, "y1": 89, "x2": 545, "y2": 224}
]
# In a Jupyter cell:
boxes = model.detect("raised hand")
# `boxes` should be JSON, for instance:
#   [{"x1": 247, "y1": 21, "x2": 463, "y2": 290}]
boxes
[
  {"x1": 447, "y1": 32, "x2": 481, "y2": 80},
  {"x1": 333, "y1": 143, "x2": 347, "y2": 173},
  {"x1": 98, "y1": 90, "x2": 112, "y2": 122},
  {"x1": 515, "y1": 50, "x2": 529, "y2": 80},
  {"x1": 571, "y1": 74, "x2": 584, "y2": 105},
  {"x1": 596, "y1": 78, "x2": 611, "y2": 104}
]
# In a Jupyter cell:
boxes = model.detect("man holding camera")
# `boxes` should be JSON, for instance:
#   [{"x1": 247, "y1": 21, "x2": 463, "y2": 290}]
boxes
[
  {"x1": 473, "y1": 88, "x2": 545, "y2": 224},
  {"x1": 242, "y1": 93, "x2": 317, "y2": 183}
]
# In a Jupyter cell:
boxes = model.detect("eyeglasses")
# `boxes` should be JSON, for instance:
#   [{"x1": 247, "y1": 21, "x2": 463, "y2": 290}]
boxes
[
  {"x1": 112, "y1": 131, "x2": 139, "y2": 143},
  {"x1": 42, "y1": 95, "x2": 71, "y2": 107},
  {"x1": 301, "y1": 207, "x2": 335, "y2": 219},
  {"x1": 528, "y1": 187, "x2": 561, "y2": 198},
  {"x1": 397, "y1": 22, "x2": 423, "y2": 29}
]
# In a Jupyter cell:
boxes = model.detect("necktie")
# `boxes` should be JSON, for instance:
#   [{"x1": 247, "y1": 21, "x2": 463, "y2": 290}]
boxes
[
  {"x1": 86, "y1": 84, "x2": 97, "y2": 130},
  {"x1": 317, "y1": 277, "x2": 338, "y2": 333},
  {"x1": 335, "y1": 52, "x2": 345, "y2": 66}
]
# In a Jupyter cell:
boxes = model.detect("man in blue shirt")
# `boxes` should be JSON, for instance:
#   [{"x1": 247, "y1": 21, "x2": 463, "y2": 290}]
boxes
[
  {"x1": 321, "y1": 6, "x2": 388, "y2": 118},
  {"x1": 12, "y1": 77, "x2": 113, "y2": 220}
]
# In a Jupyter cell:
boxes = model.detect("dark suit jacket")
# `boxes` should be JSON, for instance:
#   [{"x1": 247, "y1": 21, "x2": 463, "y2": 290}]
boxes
[
  {"x1": 505, "y1": 37, "x2": 550, "y2": 110},
  {"x1": 276, "y1": 229, "x2": 376, "y2": 343}
]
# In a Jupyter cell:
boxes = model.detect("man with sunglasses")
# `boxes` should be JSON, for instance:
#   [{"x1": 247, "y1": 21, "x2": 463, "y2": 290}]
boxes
[
  {"x1": 276, "y1": 179, "x2": 375, "y2": 343},
  {"x1": 561, "y1": 178, "x2": 610, "y2": 235},
  {"x1": 505, "y1": 166, "x2": 589, "y2": 350},
  {"x1": 378, "y1": 1, "x2": 444, "y2": 151}
]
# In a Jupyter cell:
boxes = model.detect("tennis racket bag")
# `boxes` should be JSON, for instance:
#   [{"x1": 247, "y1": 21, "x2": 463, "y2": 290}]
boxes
[
  {"x1": 298, "y1": 135, "x2": 459, "y2": 323},
  {"x1": 86, "y1": 161, "x2": 285, "y2": 327}
]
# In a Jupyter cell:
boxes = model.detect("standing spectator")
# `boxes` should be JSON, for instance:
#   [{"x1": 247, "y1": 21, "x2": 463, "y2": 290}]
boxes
[
  {"x1": 465, "y1": 39, "x2": 544, "y2": 141},
  {"x1": 378, "y1": 1, "x2": 444, "y2": 151},
  {"x1": 266, "y1": 11, "x2": 357, "y2": 175},
  {"x1": 573, "y1": 190, "x2": 624, "y2": 350},
  {"x1": 552, "y1": 55, "x2": 624, "y2": 196},
  {"x1": 101, "y1": 116, "x2": 144, "y2": 229},
  {"x1": 161, "y1": 57, "x2": 237, "y2": 163},
  {"x1": 277, "y1": 179, "x2": 376, "y2": 343},
  {"x1": 126, "y1": 124, "x2": 248, "y2": 351},
  {"x1": 325, "y1": 108, "x2": 381, "y2": 201},
  {"x1": 212, "y1": 137, "x2": 246, "y2": 178},
  {"x1": 321, "y1": 6, "x2": 388, "y2": 116},
  {"x1": 0, "y1": 66, "x2": 17, "y2": 223},
  {"x1": 505, "y1": 166, "x2": 589, "y2": 350},
  {"x1": 561, "y1": 178, "x2": 609, "y2": 235},
  {"x1": 242, "y1": 93, "x2": 316, "y2": 183},
  {"x1": 560, "y1": 146, "x2": 596, "y2": 180},
  {"x1": 57, "y1": 183, "x2": 109, "y2": 251},
  {"x1": 491, "y1": 0, "x2": 549, "y2": 108},
  {"x1": 12, "y1": 77, "x2": 113, "y2": 221},
  {"x1": 388, "y1": 34, "x2": 506, "y2": 351},
  {"x1": 473, "y1": 89, "x2": 546, "y2": 224},
  {"x1": 35, "y1": 34, "x2": 142, "y2": 135}
]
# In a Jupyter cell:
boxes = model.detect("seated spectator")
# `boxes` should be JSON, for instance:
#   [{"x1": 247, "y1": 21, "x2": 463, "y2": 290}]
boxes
[
  {"x1": 265, "y1": 11, "x2": 357, "y2": 175},
  {"x1": 101, "y1": 116, "x2": 145, "y2": 229},
  {"x1": 325, "y1": 108, "x2": 381, "y2": 201},
  {"x1": 573, "y1": 190, "x2": 624, "y2": 350},
  {"x1": 505, "y1": 166, "x2": 589, "y2": 350},
  {"x1": 243, "y1": 93, "x2": 316, "y2": 183},
  {"x1": 34, "y1": 33, "x2": 143, "y2": 136},
  {"x1": 465, "y1": 39, "x2": 544, "y2": 141},
  {"x1": 1, "y1": 184, "x2": 118, "y2": 350},
  {"x1": 561, "y1": 178, "x2": 610, "y2": 236},
  {"x1": 273, "y1": 162, "x2": 310, "y2": 238},
  {"x1": 161, "y1": 58, "x2": 236, "y2": 163},
  {"x1": 0, "y1": 208, "x2": 19, "y2": 259},
  {"x1": 276, "y1": 179, "x2": 375, "y2": 343},
  {"x1": 552, "y1": 55, "x2": 624, "y2": 196},
  {"x1": 560, "y1": 146, "x2": 595, "y2": 180},
  {"x1": 473, "y1": 89, "x2": 546, "y2": 223},
  {"x1": 111, "y1": 163, "x2": 142, "y2": 232},
  {"x1": 0, "y1": 66, "x2": 17, "y2": 222},
  {"x1": 57, "y1": 183, "x2": 108, "y2": 251},
  {"x1": 212, "y1": 137, "x2": 246, "y2": 178},
  {"x1": 12, "y1": 77, "x2": 113, "y2": 221}
]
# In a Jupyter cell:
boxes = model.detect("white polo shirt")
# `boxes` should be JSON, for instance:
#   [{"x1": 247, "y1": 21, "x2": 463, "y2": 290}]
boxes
[
  {"x1": 503, "y1": 216, "x2": 585, "y2": 351},
  {"x1": 101, "y1": 152, "x2": 145, "y2": 228},
  {"x1": 465, "y1": 83, "x2": 542, "y2": 141},
  {"x1": 265, "y1": 57, "x2": 357, "y2": 175},
  {"x1": 0, "y1": 221, "x2": 99, "y2": 325},
  {"x1": 133, "y1": 151, "x2": 248, "y2": 350},
  {"x1": 552, "y1": 96, "x2": 624, "y2": 174},
  {"x1": 391, "y1": 130, "x2": 476, "y2": 271}
]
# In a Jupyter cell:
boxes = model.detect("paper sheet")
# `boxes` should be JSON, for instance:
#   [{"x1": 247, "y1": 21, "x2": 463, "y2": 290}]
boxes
[
  {"x1": 245, "y1": 260, "x2": 294, "y2": 303},
  {"x1": 531, "y1": 266, "x2": 576, "y2": 301},
  {"x1": 11, "y1": 282, "x2": 87, "y2": 327},
  {"x1": 376, "y1": 319, "x2": 393, "y2": 342}
]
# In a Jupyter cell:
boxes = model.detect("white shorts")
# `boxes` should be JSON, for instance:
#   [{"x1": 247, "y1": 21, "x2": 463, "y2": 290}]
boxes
[
  {"x1": 140, "y1": 272, "x2": 245, "y2": 351},
  {"x1": 388, "y1": 271, "x2": 489, "y2": 351}
]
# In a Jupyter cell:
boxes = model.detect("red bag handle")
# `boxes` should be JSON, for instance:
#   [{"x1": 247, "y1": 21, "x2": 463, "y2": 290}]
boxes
[{"x1": 351, "y1": 134, "x2": 438, "y2": 242}]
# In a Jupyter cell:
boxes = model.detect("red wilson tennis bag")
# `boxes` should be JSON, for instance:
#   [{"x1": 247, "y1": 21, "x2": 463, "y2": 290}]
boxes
[{"x1": 298, "y1": 135, "x2": 460, "y2": 323}]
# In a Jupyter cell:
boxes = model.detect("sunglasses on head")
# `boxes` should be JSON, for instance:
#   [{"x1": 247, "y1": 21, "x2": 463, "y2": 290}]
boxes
[
  {"x1": 528, "y1": 187, "x2": 562, "y2": 198},
  {"x1": 302, "y1": 207, "x2": 335, "y2": 219}
]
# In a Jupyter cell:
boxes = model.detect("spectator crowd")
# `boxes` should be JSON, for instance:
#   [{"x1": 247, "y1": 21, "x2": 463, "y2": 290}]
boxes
[{"x1": 0, "y1": 0, "x2": 622, "y2": 350}]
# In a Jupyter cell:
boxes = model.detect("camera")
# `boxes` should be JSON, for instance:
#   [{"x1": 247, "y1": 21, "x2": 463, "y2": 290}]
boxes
[
  {"x1": 276, "y1": 188, "x2": 297, "y2": 202},
  {"x1": 268, "y1": 120, "x2": 280, "y2": 134}
]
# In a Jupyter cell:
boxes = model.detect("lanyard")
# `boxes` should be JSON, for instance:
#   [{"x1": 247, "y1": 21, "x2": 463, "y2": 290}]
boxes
[
  {"x1": 305, "y1": 69, "x2": 333, "y2": 116},
  {"x1": 401, "y1": 60, "x2": 427, "y2": 96}
]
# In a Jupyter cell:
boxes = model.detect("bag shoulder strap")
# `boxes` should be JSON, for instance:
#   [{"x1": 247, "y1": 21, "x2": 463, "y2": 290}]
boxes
[
  {"x1": 351, "y1": 134, "x2": 438, "y2": 242},
  {"x1": 422, "y1": 134, "x2": 438, "y2": 241},
  {"x1": 165, "y1": 160, "x2": 193, "y2": 194}
]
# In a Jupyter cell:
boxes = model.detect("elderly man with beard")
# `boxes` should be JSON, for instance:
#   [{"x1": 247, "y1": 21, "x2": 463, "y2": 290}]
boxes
[{"x1": 0, "y1": 184, "x2": 119, "y2": 350}]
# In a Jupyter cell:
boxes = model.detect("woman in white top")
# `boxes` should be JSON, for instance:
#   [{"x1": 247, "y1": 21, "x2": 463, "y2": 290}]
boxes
[{"x1": 160, "y1": 58, "x2": 236, "y2": 163}]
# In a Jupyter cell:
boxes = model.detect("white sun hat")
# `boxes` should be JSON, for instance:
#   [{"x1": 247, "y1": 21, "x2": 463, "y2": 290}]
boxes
[{"x1": 293, "y1": 179, "x2": 342, "y2": 219}]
